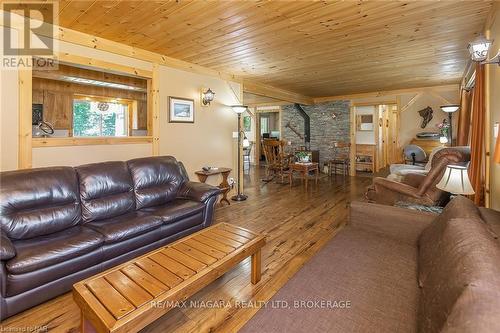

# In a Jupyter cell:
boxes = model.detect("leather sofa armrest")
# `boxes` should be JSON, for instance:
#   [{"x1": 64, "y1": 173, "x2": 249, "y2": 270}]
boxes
[
  {"x1": 372, "y1": 177, "x2": 421, "y2": 198},
  {"x1": 401, "y1": 173, "x2": 427, "y2": 188},
  {"x1": 349, "y1": 201, "x2": 436, "y2": 246},
  {"x1": 177, "y1": 181, "x2": 221, "y2": 202},
  {"x1": 0, "y1": 231, "x2": 16, "y2": 261}
]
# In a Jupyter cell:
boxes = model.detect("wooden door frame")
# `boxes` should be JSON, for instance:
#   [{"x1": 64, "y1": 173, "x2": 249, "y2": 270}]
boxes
[
  {"x1": 254, "y1": 106, "x2": 281, "y2": 167},
  {"x1": 352, "y1": 101, "x2": 398, "y2": 174}
]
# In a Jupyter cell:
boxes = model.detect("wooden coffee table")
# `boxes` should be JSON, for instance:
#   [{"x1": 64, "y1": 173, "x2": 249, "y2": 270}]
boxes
[
  {"x1": 73, "y1": 223, "x2": 265, "y2": 333},
  {"x1": 289, "y1": 162, "x2": 320, "y2": 190}
]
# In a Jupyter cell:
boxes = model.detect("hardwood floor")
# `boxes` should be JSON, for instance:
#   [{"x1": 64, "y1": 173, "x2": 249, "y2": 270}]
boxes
[{"x1": 0, "y1": 167, "x2": 372, "y2": 333}]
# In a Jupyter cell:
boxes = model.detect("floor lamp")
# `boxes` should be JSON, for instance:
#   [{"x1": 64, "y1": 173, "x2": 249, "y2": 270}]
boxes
[
  {"x1": 440, "y1": 105, "x2": 460, "y2": 145},
  {"x1": 231, "y1": 105, "x2": 248, "y2": 201}
]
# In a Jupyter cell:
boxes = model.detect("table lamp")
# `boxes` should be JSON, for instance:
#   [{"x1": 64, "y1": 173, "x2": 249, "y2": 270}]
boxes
[{"x1": 436, "y1": 165, "x2": 475, "y2": 196}]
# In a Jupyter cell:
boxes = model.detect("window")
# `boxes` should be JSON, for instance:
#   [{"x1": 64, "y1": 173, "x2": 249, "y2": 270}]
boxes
[
  {"x1": 260, "y1": 116, "x2": 269, "y2": 135},
  {"x1": 73, "y1": 97, "x2": 130, "y2": 137}
]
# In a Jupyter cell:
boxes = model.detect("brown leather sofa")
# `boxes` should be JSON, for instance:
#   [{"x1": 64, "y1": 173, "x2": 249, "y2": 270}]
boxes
[
  {"x1": 365, "y1": 146, "x2": 470, "y2": 206},
  {"x1": 0, "y1": 156, "x2": 221, "y2": 320}
]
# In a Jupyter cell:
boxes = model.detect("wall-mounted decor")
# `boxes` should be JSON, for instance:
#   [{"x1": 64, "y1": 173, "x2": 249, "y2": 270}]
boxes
[
  {"x1": 169, "y1": 97, "x2": 195, "y2": 123},
  {"x1": 356, "y1": 114, "x2": 374, "y2": 131},
  {"x1": 418, "y1": 106, "x2": 433, "y2": 128},
  {"x1": 243, "y1": 115, "x2": 251, "y2": 131},
  {"x1": 201, "y1": 88, "x2": 215, "y2": 106}
]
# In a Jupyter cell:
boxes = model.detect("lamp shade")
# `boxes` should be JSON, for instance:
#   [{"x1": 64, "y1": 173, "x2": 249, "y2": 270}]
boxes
[
  {"x1": 231, "y1": 105, "x2": 248, "y2": 114},
  {"x1": 440, "y1": 105, "x2": 460, "y2": 113},
  {"x1": 436, "y1": 165, "x2": 475, "y2": 195}
]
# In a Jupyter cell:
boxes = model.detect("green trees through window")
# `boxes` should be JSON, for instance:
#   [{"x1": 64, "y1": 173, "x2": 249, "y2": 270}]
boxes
[{"x1": 73, "y1": 99, "x2": 127, "y2": 137}]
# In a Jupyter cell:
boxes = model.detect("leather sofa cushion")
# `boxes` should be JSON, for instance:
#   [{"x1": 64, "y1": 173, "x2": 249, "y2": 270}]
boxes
[
  {"x1": 417, "y1": 197, "x2": 500, "y2": 333},
  {"x1": 76, "y1": 161, "x2": 135, "y2": 223},
  {"x1": 141, "y1": 199, "x2": 204, "y2": 223},
  {"x1": 0, "y1": 167, "x2": 81, "y2": 240},
  {"x1": 6, "y1": 226, "x2": 104, "y2": 275},
  {"x1": 6, "y1": 249, "x2": 103, "y2": 297},
  {"x1": 127, "y1": 156, "x2": 185, "y2": 209},
  {"x1": 1, "y1": 231, "x2": 16, "y2": 260},
  {"x1": 86, "y1": 212, "x2": 163, "y2": 243}
]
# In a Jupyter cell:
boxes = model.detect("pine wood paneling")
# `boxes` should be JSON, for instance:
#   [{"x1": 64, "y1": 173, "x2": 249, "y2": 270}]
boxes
[{"x1": 57, "y1": 1, "x2": 493, "y2": 97}]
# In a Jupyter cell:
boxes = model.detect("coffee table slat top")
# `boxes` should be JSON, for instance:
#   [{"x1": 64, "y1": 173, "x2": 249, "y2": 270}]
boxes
[{"x1": 73, "y1": 223, "x2": 265, "y2": 333}]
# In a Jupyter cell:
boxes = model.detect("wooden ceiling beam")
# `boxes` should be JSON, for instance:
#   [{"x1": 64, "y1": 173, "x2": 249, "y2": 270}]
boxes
[
  {"x1": 243, "y1": 81, "x2": 314, "y2": 105},
  {"x1": 314, "y1": 84, "x2": 460, "y2": 103}
]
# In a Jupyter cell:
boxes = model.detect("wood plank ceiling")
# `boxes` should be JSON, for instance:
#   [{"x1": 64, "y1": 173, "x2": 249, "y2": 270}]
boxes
[{"x1": 57, "y1": 1, "x2": 493, "y2": 97}]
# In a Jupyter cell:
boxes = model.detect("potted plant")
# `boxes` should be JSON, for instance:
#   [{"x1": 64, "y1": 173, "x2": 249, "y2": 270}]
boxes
[{"x1": 296, "y1": 151, "x2": 310, "y2": 163}]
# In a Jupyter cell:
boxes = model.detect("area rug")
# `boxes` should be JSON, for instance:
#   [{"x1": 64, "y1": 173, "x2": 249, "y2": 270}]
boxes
[{"x1": 239, "y1": 226, "x2": 418, "y2": 333}]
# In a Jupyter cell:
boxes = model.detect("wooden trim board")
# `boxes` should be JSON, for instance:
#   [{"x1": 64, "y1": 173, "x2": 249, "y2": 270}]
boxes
[
  {"x1": 243, "y1": 81, "x2": 314, "y2": 105},
  {"x1": 314, "y1": 84, "x2": 460, "y2": 103},
  {"x1": 32, "y1": 137, "x2": 153, "y2": 148}
]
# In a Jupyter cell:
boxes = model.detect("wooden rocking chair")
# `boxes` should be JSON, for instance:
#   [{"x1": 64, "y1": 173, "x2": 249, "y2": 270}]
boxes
[{"x1": 261, "y1": 139, "x2": 292, "y2": 183}]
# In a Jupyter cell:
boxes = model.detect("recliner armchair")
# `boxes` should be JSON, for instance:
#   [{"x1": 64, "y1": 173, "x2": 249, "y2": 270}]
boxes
[{"x1": 365, "y1": 147, "x2": 471, "y2": 206}]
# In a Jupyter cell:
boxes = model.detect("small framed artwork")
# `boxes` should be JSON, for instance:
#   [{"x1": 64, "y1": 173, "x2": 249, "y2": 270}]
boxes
[
  {"x1": 243, "y1": 115, "x2": 251, "y2": 131},
  {"x1": 169, "y1": 97, "x2": 194, "y2": 123}
]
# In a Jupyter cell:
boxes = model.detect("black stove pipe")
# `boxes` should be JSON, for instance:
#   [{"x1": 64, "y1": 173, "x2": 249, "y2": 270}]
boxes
[{"x1": 294, "y1": 103, "x2": 310, "y2": 146}]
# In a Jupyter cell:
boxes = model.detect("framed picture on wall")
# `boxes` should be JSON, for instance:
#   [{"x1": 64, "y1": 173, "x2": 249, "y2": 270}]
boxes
[
  {"x1": 169, "y1": 97, "x2": 195, "y2": 123},
  {"x1": 243, "y1": 115, "x2": 251, "y2": 131}
]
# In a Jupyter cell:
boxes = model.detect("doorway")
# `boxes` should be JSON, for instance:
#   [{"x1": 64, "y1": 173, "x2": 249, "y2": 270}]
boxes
[
  {"x1": 353, "y1": 103, "x2": 399, "y2": 174},
  {"x1": 254, "y1": 107, "x2": 281, "y2": 166}
]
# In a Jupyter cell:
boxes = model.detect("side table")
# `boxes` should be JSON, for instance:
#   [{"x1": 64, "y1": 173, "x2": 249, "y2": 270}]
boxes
[
  {"x1": 195, "y1": 167, "x2": 232, "y2": 206},
  {"x1": 289, "y1": 162, "x2": 319, "y2": 190}
]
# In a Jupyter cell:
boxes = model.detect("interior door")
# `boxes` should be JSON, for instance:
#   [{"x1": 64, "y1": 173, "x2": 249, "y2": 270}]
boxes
[{"x1": 388, "y1": 105, "x2": 400, "y2": 164}]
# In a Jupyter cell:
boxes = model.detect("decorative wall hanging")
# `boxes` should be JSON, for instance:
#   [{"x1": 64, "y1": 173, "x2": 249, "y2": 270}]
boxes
[
  {"x1": 169, "y1": 97, "x2": 195, "y2": 123},
  {"x1": 243, "y1": 116, "x2": 251, "y2": 131},
  {"x1": 418, "y1": 106, "x2": 433, "y2": 128}
]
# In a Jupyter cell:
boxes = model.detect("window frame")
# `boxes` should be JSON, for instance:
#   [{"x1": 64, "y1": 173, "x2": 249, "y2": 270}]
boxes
[
  {"x1": 30, "y1": 54, "x2": 156, "y2": 150},
  {"x1": 72, "y1": 94, "x2": 134, "y2": 138}
]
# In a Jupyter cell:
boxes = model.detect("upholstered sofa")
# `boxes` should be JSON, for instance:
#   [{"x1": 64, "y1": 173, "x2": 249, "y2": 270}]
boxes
[
  {"x1": 0, "y1": 156, "x2": 221, "y2": 320},
  {"x1": 243, "y1": 196, "x2": 500, "y2": 332},
  {"x1": 366, "y1": 147, "x2": 470, "y2": 206}
]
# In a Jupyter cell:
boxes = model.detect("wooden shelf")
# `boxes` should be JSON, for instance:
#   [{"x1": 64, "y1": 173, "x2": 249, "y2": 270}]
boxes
[{"x1": 355, "y1": 144, "x2": 376, "y2": 174}]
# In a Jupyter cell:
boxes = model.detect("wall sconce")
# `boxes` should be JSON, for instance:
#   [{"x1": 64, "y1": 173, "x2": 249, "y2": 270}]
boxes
[
  {"x1": 468, "y1": 34, "x2": 499, "y2": 66},
  {"x1": 201, "y1": 88, "x2": 215, "y2": 106}
]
